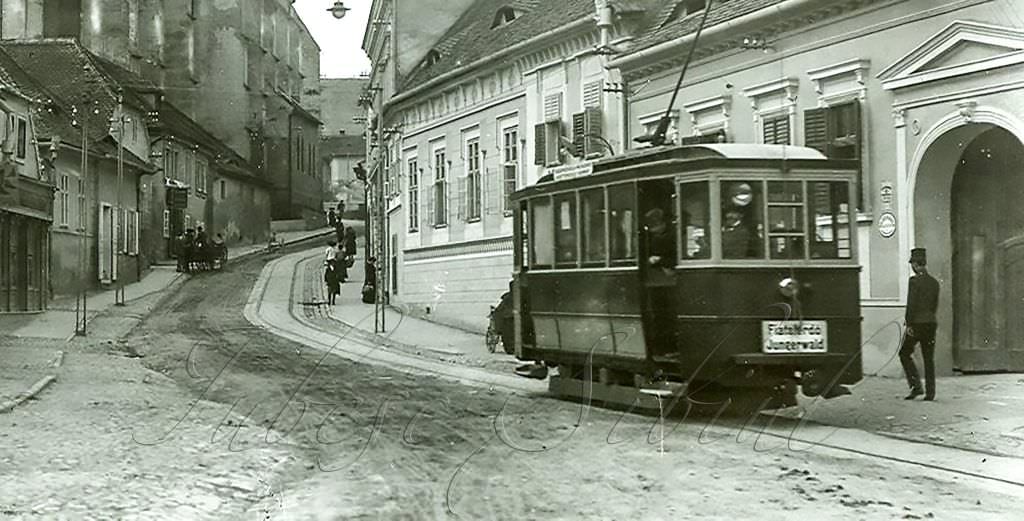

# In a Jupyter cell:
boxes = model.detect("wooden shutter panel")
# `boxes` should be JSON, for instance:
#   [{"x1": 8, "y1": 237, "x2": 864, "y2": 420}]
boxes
[
  {"x1": 426, "y1": 180, "x2": 435, "y2": 226},
  {"x1": 584, "y1": 107, "x2": 603, "y2": 156},
  {"x1": 456, "y1": 173, "x2": 467, "y2": 221},
  {"x1": 572, "y1": 112, "x2": 586, "y2": 157},
  {"x1": 533, "y1": 123, "x2": 546, "y2": 165},
  {"x1": 486, "y1": 166, "x2": 501, "y2": 215},
  {"x1": 803, "y1": 107, "x2": 829, "y2": 155}
]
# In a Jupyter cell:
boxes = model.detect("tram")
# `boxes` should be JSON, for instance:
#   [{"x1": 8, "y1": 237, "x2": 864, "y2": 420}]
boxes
[{"x1": 509, "y1": 143, "x2": 862, "y2": 410}]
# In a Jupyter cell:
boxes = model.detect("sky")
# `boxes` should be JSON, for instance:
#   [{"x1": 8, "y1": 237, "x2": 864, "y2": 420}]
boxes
[{"x1": 293, "y1": 0, "x2": 373, "y2": 79}]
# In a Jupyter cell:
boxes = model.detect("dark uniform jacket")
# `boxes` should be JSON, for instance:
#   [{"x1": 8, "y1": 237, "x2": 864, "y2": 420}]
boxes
[{"x1": 906, "y1": 273, "x2": 939, "y2": 324}]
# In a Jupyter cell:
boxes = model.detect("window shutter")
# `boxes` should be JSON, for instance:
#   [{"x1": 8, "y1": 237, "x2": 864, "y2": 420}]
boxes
[
  {"x1": 583, "y1": 80, "x2": 602, "y2": 109},
  {"x1": 426, "y1": 180, "x2": 435, "y2": 226},
  {"x1": 803, "y1": 107, "x2": 829, "y2": 155},
  {"x1": 584, "y1": 107, "x2": 603, "y2": 156},
  {"x1": 572, "y1": 112, "x2": 586, "y2": 157},
  {"x1": 486, "y1": 166, "x2": 501, "y2": 215},
  {"x1": 533, "y1": 123, "x2": 546, "y2": 165},
  {"x1": 456, "y1": 173, "x2": 467, "y2": 221},
  {"x1": 543, "y1": 93, "x2": 562, "y2": 121}
]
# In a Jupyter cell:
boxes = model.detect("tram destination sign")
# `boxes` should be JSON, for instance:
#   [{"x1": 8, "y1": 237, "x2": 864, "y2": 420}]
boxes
[
  {"x1": 761, "y1": 320, "x2": 828, "y2": 353},
  {"x1": 549, "y1": 161, "x2": 594, "y2": 181}
]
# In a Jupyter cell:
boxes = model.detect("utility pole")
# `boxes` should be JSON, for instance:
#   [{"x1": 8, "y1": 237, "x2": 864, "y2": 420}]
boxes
[
  {"x1": 114, "y1": 92, "x2": 126, "y2": 306},
  {"x1": 73, "y1": 95, "x2": 93, "y2": 336}
]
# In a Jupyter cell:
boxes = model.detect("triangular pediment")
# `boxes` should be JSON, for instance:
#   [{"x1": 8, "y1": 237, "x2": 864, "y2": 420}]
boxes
[{"x1": 878, "y1": 21, "x2": 1024, "y2": 90}]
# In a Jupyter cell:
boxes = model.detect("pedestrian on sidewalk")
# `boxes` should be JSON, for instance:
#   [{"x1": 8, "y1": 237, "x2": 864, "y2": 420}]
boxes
[
  {"x1": 899, "y1": 248, "x2": 940, "y2": 401},
  {"x1": 335, "y1": 219, "x2": 346, "y2": 245},
  {"x1": 324, "y1": 239, "x2": 338, "y2": 267},
  {"x1": 324, "y1": 262, "x2": 341, "y2": 305}
]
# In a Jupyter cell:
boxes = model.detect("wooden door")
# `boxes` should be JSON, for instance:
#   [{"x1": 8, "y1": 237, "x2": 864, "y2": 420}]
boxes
[
  {"x1": 1001, "y1": 236, "x2": 1024, "y2": 369},
  {"x1": 952, "y1": 127, "x2": 1024, "y2": 372},
  {"x1": 99, "y1": 204, "x2": 113, "y2": 282}
]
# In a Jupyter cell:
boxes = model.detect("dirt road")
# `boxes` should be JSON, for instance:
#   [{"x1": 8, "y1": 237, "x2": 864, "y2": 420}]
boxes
[{"x1": 3, "y1": 251, "x2": 1020, "y2": 520}]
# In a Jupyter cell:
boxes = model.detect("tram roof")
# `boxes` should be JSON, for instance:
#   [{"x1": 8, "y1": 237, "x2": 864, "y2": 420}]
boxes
[{"x1": 514, "y1": 144, "x2": 857, "y2": 199}]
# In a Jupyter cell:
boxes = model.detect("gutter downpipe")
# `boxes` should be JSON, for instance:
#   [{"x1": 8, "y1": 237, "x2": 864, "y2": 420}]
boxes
[{"x1": 606, "y1": 0, "x2": 832, "y2": 69}]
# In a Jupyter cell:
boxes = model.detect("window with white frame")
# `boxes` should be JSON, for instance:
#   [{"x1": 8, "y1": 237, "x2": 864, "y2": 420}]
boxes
[
  {"x1": 58, "y1": 174, "x2": 69, "y2": 226},
  {"x1": 534, "y1": 93, "x2": 564, "y2": 166},
  {"x1": 128, "y1": 210, "x2": 139, "y2": 255},
  {"x1": 196, "y1": 159, "x2": 208, "y2": 194},
  {"x1": 432, "y1": 147, "x2": 447, "y2": 227},
  {"x1": 407, "y1": 156, "x2": 419, "y2": 232},
  {"x1": 638, "y1": 109, "x2": 679, "y2": 145},
  {"x1": 465, "y1": 137, "x2": 481, "y2": 221},
  {"x1": 743, "y1": 78, "x2": 798, "y2": 146},
  {"x1": 16, "y1": 117, "x2": 27, "y2": 159},
  {"x1": 502, "y1": 125, "x2": 518, "y2": 214},
  {"x1": 682, "y1": 94, "x2": 731, "y2": 142},
  {"x1": 118, "y1": 207, "x2": 128, "y2": 253}
]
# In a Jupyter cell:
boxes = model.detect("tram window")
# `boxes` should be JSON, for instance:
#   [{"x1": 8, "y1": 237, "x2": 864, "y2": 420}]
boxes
[
  {"x1": 721, "y1": 181, "x2": 764, "y2": 259},
  {"x1": 554, "y1": 193, "x2": 578, "y2": 267},
  {"x1": 679, "y1": 181, "x2": 710, "y2": 260},
  {"x1": 809, "y1": 181, "x2": 852, "y2": 259},
  {"x1": 530, "y1": 197, "x2": 554, "y2": 268},
  {"x1": 581, "y1": 188, "x2": 607, "y2": 265},
  {"x1": 608, "y1": 183, "x2": 636, "y2": 264},
  {"x1": 767, "y1": 181, "x2": 806, "y2": 259}
]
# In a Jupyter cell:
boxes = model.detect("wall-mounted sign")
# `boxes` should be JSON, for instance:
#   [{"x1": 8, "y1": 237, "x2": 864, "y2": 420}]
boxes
[
  {"x1": 878, "y1": 211, "x2": 897, "y2": 238},
  {"x1": 879, "y1": 182, "x2": 894, "y2": 209},
  {"x1": 549, "y1": 161, "x2": 594, "y2": 182}
]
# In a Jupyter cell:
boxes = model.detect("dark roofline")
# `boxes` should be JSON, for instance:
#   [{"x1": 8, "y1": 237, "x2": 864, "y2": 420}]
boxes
[
  {"x1": 386, "y1": 15, "x2": 593, "y2": 111},
  {"x1": 277, "y1": 89, "x2": 323, "y2": 125}
]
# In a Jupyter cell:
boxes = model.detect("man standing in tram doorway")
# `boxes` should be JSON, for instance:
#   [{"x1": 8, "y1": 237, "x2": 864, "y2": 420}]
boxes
[{"x1": 899, "y1": 248, "x2": 940, "y2": 401}]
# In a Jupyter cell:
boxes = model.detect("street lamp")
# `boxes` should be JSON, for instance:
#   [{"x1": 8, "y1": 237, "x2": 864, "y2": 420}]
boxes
[{"x1": 327, "y1": 1, "x2": 350, "y2": 19}]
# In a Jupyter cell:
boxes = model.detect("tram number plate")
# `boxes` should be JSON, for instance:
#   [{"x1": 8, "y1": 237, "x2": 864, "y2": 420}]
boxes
[{"x1": 761, "y1": 321, "x2": 827, "y2": 353}]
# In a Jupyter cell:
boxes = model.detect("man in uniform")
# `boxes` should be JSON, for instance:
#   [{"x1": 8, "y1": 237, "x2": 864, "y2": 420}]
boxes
[{"x1": 899, "y1": 248, "x2": 940, "y2": 401}]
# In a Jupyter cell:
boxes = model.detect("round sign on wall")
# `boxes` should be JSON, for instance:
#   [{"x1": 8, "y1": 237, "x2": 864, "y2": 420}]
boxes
[{"x1": 878, "y1": 211, "x2": 897, "y2": 238}]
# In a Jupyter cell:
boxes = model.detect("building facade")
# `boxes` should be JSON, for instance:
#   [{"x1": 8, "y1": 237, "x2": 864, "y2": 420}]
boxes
[
  {"x1": 364, "y1": 0, "x2": 655, "y2": 332},
  {"x1": 609, "y1": 0, "x2": 1024, "y2": 376},
  {"x1": 0, "y1": 66, "x2": 50, "y2": 312},
  {"x1": 1, "y1": 0, "x2": 325, "y2": 224},
  {"x1": 1, "y1": 40, "x2": 152, "y2": 294}
]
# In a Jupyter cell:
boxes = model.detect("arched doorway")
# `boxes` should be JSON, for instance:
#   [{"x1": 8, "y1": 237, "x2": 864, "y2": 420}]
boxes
[{"x1": 950, "y1": 127, "x2": 1024, "y2": 372}]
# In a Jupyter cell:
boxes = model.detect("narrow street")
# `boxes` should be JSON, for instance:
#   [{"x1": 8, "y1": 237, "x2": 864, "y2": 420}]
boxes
[{"x1": 1, "y1": 245, "x2": 1020, "y2": 520}]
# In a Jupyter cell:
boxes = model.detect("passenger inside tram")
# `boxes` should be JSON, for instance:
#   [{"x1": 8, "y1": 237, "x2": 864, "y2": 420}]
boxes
[{"x1": 721, "y1": 181, "x2": 764, "y2": 259}]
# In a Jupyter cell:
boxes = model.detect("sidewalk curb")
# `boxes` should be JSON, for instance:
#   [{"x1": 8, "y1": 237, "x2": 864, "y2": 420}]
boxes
[{"x1": 0, "y1": 350, "x2": 63, "y2": 414}]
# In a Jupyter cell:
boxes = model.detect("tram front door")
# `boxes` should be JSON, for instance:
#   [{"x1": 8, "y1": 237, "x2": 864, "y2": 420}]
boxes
[{"x1": 638, "y1": 179, "x2": 677, "y2": 360}]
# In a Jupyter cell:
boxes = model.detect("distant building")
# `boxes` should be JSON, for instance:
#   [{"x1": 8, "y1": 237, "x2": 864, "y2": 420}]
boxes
[
  {"x1": 321, "y1": 135, "x2": 366, "y2": 218},
  {"x1": 0, "y1": 40, "x2": 152, "y2": 296},
  {"x1": 316, "y1": 77, "x2": 368, "y2": 218},
  {"x1": 0, "y1": 51, "x2": 50, "y2": 312},
  {"x1": 1, "y1": 0, "x2": 325, "y2": 227}
]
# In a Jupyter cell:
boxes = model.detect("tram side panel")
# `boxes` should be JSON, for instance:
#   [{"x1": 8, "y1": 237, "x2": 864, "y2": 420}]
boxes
[
  {"x1": 519, "y1": 271, "x2": 650, "y2": 372},
  {"x1": 672, "y1": 267, "x2": 862, "y2": 388}
]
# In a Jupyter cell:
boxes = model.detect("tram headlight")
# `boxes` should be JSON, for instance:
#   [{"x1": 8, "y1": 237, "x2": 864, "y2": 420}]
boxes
[{"x1": 778, "y1": 277, "x2": 799, "y2": 298}]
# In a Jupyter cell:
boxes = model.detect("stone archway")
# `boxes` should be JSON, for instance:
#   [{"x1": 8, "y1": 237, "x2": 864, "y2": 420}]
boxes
[{"x1": 912, "y1": 121, "x2": 1024, "y2": 373}]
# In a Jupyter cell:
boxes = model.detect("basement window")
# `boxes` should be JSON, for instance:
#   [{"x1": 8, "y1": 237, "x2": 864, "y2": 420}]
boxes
[{"x1": 491, "y1": 6, "x2": 518, "y2": 28}]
